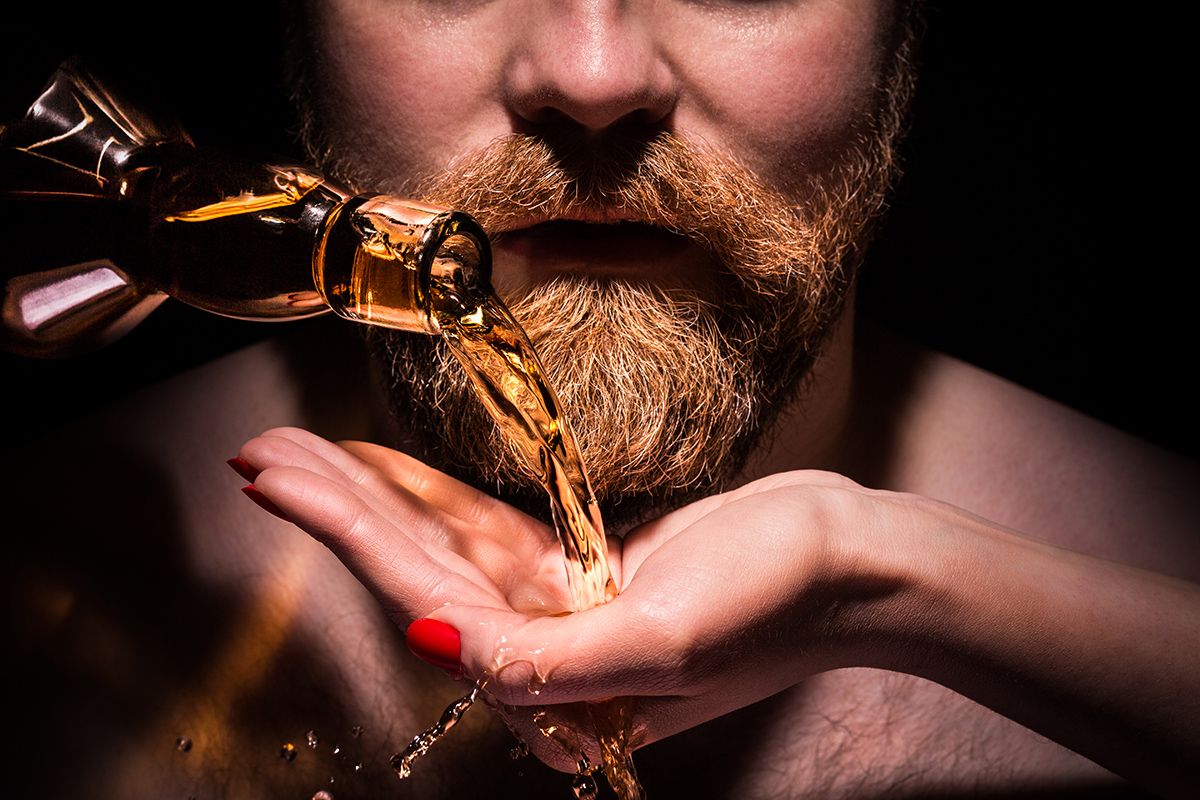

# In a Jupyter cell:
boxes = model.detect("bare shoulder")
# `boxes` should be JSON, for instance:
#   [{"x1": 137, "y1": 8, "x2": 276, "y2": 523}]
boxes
[
  {"x1": 850, "y1": 323, "x2": 1200, "y2": 578},
  {"x1": 95, "y1": 320, "x2": 379, "y2": 454}
]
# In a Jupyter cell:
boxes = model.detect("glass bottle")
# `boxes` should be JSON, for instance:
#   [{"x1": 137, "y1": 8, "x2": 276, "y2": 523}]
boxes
[{"x1": 0, "y1": 59, "x2": 491, "y2": 357}]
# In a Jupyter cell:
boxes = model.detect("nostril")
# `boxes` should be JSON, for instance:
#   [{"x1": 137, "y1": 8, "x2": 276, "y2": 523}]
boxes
[{"x1": 504, "y1": 11, "x2": 676, "y2": 134}]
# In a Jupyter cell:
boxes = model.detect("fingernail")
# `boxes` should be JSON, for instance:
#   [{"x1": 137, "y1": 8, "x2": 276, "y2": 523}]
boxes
[
  {"x1": 406, "y1": 618, "x2": 461, "y2": 673},
  {"x1": 227, "y1": 457, "x2": 260, "y2": 482},
  {"x1": 241, "y1": 484, "x2": 291, "y2": 522}
]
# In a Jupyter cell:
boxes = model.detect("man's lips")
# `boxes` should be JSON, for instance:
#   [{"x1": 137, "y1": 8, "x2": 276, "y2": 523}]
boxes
[
  {"x1": 492, "y1": 219, "x2": 699, "y2": 284},
  {"x1": 503, "y1": 219, "x2": 683, "y2": 246}
]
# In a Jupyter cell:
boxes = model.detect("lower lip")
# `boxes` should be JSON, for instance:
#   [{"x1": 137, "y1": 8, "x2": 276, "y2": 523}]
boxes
[{"x1": 492, "y1": 220, "x2": 700, "y2": 284}]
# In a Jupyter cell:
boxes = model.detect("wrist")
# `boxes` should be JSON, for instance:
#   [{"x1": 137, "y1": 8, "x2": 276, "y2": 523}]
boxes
[{"x1": 812, "y1": 491, "x2": 975, "y2": 676}]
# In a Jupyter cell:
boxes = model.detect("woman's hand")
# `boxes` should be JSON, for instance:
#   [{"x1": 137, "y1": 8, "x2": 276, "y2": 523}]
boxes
[
  {"x1": 426, "y1": 468, "x2": 939, "y2": 769},
  {"x1": 235, "y1": 429, "x2": 899, "y2": 767},
  {"x1": 235, "y1": 429, "x2": 1200, "y2": 795}
]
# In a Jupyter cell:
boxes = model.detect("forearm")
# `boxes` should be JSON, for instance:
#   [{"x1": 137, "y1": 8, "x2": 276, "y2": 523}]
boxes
[{"x1": 831, "y1": 499, "x2": 1200, "y2": 797}]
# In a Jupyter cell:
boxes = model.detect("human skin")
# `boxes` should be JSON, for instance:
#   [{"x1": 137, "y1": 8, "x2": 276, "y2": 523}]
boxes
[
  {"x1": 4, "y1": 3, "x2": 1196, "y2": 797},
  {"x1": 291, "y1": 0, "x2": 899, "y2": 296},
  {"x1": 263, "y1": 1, "x2": 1200, "y2": 794},
  {"x1": 238, "y1": 419, "x2": 1200, "y2": 798},
  {"x1": 9, "y1": 318, "x2": 1195, "y2": 798}
]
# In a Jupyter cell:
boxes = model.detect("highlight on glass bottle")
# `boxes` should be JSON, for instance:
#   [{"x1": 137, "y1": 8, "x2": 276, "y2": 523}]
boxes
[{"x1": 0, "y1": 58, "x2": 492, "y2": 357}]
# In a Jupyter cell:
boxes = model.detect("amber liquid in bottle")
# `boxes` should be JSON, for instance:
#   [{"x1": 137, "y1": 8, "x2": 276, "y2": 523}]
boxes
[{"x1": 1, "y1": 61, "x2": 491, "y2": 355}]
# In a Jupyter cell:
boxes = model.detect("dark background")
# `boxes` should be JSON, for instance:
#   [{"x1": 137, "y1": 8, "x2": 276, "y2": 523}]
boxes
[{"x1": 3, "y1": 4, "x2": 1195, "y2": 459}]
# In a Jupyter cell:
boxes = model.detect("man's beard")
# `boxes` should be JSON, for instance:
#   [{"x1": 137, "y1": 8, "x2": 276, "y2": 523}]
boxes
[
  {"x1": 360, "y1": 132, "x2": 895, "y2": 528},
  {"x1": 286, "y1": 17, "x2": 917, "y2": 529}
]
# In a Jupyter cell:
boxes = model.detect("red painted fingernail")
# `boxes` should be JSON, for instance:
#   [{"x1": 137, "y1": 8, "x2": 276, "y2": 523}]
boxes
[
  {"x1": 227, "y1": 457, "x2": 260, "y2": 482},
  {"x1": 406, "y1": 618, "x2": 461, "y2": 673},
  {"x1": 241, "y1": 485, "x2": 291, "y2": 523}
]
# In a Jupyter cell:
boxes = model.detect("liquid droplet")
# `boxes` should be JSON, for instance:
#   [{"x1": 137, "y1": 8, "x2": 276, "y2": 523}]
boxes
[
  {"x1": 280, "y1": 743, "x2": 297, "y2": 762},
  {"x1": 175, "y1": 736, "x2": 192, "y2": 753},
  {"x1": 349, "y1": 725, "x2": 364, "y2": 739},
  {"x1": 572, "y1": 771, "x2": 598, "y2": 800},
  {"x1": 510, "y1": 740, "x2": 529, "y2": 760},
  {"x1": 533, "y1": 707, "x2": 558, "y2": 737},
  {"x1": 306, "y1": 729, "x2": 320, "y2": 748}
]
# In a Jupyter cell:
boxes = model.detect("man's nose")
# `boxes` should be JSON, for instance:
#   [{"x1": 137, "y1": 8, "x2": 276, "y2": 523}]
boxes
[{"x1": 505, "y1": 0, "x2": 676, "y2": 132}]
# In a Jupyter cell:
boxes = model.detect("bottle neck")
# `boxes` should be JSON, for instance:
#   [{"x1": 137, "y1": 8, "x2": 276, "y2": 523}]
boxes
[
  {"x1": 314, "y1": 195, "x2": 493, "y2": 335},
  {"x1": 2, "y1": 58, "x2": 494, "y2": 358}
]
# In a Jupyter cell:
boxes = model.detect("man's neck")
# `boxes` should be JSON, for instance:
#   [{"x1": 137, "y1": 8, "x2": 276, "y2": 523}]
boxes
[{"x1": 735, "y1": 304, "x2": 859, "y2": 486}]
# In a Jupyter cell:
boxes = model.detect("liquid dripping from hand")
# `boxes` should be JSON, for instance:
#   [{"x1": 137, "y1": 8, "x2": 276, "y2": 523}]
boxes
[
  {"x1": 390, "y1": 682, "x2": 483, "y2": 778},
  {"x1": 389, "y1": 278, "x2": 642, "y2": 798}
]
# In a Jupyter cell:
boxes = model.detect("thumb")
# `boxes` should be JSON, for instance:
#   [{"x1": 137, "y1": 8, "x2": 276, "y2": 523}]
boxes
[{"x1": 411, "y1": 598, "x2": 673, "y2": 706}]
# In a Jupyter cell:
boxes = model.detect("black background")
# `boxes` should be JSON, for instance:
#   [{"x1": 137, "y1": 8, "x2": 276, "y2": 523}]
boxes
[{"x1": 3, "y1": 3, "x2": 1195, "y2": 459}]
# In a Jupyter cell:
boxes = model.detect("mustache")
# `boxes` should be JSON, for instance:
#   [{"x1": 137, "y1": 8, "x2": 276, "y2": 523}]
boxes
[{"x1": 407, "y1": 133, "x2": 827, "y2": 299}]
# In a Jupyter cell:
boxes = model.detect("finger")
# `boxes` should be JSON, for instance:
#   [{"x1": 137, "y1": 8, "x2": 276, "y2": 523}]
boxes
[
  {"x1": 242, "y1": 431, "x2": 461, "y2": 551},
  {"x1": 252, "y1": 466, "x2": 509, "y2": 620},
  {"x1": 423, "y1": 597, "x2": 802, "y2": 766},
  {"x1": 332, "y1": 442, "x2": 566, "y2": 605},
  {"x1": 239, "y1": 429, "x2": 391, "y2": 510},
  {"x1": 243, "y1": 430, "x2": 441, "y2": 525},
  {"x1": 340, "y1": 440, "x2": 538, "y2": 531},
  {"x1": 340, "y1": 440, "x2": 560, "y2": 569},
  {"x1": 240, "y1": 426, "x2": 360, "y2": 475},
  {"x1": 246, "y1": 432, "x2": 558, "y2": 571},
  {"x1": 243, "y1": 433, "x2": 572, "y2": 613}
]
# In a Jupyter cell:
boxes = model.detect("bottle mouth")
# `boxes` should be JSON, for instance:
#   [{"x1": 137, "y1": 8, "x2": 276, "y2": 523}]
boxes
[
  {"x1": 426, "y1": 220, "x2": 494, "y2": 325},
  {"x1": 314, "y1": 196, "x2": 494, "y2": 336},
  {"x1": 433, "y1": 232, "x2": 485, "y2": 292}
]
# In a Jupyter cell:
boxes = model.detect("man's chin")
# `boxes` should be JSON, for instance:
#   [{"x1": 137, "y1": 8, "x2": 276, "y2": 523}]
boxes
[
  {"x1": 366, "y1": 275, "x2": 795, "y2": 533},
  {"x1": 364, "y1": 337, "x2": 705, "y2": 535}
]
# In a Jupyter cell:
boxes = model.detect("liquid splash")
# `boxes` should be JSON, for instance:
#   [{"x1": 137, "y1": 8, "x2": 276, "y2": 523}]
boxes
[
  {"x1": 388, "y1": 243, "x2": 641, "y2": 798},
  {"x1": 390, "y1": 682, "x2": 484, "y2": 779}
]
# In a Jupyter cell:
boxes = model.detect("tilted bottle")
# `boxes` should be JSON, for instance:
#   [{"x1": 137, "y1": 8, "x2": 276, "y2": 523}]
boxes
[{"x1": 0, "y1": 59, "x2": 492, "y2": 357}]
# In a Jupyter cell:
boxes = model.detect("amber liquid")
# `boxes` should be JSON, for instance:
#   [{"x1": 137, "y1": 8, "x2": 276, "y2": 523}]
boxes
[
  {"x1": 388, "y1": 277, "x2": 642, "y2": 798},
  {"x1": 435, "y1": 293, "x2": 616, "y2": 612}
]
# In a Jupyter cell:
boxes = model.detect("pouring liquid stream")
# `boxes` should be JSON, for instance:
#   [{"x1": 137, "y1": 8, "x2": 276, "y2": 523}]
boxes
[{"x1": 389, "y1": 280, "x2": 642, "y2": 799}]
